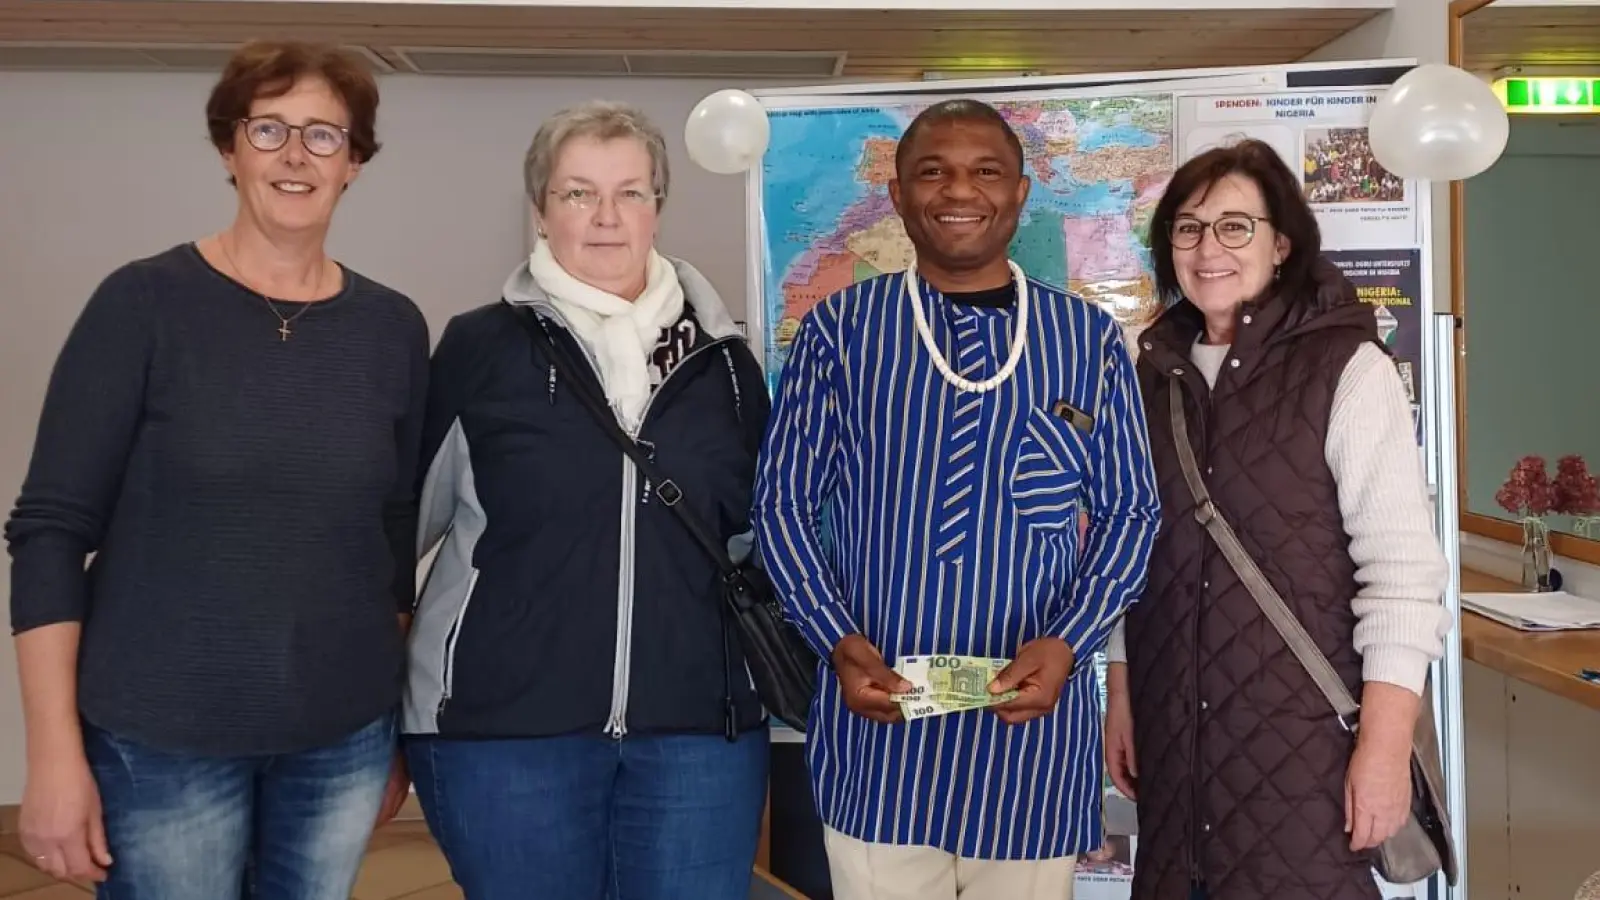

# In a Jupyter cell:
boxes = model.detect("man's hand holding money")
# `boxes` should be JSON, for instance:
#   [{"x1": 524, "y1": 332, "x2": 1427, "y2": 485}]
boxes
[
  {"x1": 987, "y1": 637, "x2": 1076, "y2": 725},
  {"x1": 833, "y1": 634, "x2": 913, "y2": 724}
]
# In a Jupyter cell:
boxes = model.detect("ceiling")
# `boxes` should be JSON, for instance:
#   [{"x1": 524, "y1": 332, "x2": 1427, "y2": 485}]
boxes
[
  {"x1": 1463, "y1": 3, "x2": 1600, "y2": 73},
  {"x1": 0, "y1": 1, "x2": 1383, "y2": 81}
]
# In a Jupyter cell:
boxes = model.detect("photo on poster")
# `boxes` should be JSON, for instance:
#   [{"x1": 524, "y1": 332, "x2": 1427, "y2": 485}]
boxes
[
  {"x1": 1304, "y1": 127, "x2": 1405, "y2": 204},
  {"x1": 1074, "y1": 831, "x2": 1136, "y2": 899},
  {"x1": 1324, "y1": 248, "x2": 1425, "y2": 445},
  {"x1": 1176, "y1": 89, "x2": 1421, "y2": 251}
]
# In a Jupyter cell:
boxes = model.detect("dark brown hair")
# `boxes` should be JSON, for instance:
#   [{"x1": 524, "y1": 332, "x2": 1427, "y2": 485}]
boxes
[
  {"x1": 205, "y1": 40, "x2": 381, "y2": 164},
  {"x1": 1149, "y1": 138, "x2": 1321, "y2": 304}
]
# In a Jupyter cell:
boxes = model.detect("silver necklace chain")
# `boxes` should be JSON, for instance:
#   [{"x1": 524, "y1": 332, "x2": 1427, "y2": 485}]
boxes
[{"x1": 217, "y1": 234, "x2": 322, "y2": 342}]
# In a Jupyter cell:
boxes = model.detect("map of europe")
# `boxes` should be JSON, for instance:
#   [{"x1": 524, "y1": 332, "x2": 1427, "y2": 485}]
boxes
[{"x1": 756, "y1": 94, "x2": 1176, "y2": 382}]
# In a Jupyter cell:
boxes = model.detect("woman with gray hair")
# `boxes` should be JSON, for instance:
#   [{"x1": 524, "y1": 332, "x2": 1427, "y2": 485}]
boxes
[{"x1": 398, "y1": 100, "x2": 772, "y2": 899}]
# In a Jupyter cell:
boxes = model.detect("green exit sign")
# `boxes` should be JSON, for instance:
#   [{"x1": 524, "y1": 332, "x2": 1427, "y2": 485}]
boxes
[{"x1": 1493, "y1": 77, "x2": 1600, "y2": 113}]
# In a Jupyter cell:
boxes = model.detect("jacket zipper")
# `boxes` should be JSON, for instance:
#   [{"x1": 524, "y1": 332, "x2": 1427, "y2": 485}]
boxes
[
  {"x1": 436, "y1": 568, "x2": 481, "y2": 719},
  {"x1": 606, "y1": 334, "x2": 742, "y2": 737},
  {"x1": 605, "y1": 455, "x2": 637, "y2": 737},
  {"x1": 413, "y1": 523, "x2": 455, "y2": 615},
  {"x1": 559, "y1": 323, "x2": 740, "y2": 740},
  {"x1": 518, "y1": 305, "x2": 635, "y2": 738}
]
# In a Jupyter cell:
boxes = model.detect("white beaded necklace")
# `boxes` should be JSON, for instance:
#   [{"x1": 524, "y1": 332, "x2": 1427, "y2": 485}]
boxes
[{"x1": 905, "y1": 258, "x2": 1031, "y2": 394}]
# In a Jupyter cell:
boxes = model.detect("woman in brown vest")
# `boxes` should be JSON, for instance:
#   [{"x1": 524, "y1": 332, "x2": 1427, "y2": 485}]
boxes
[{"x1": 1102, "y1": 139, "x2": 1450, "y2": 900}]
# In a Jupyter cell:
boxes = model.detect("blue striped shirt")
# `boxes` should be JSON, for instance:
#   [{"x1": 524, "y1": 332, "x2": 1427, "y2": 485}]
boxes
[{"x1": 752, "y1": 269, "x2": 1160, "y2": 861}]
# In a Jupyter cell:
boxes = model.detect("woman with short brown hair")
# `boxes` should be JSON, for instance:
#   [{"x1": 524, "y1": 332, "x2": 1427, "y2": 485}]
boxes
[{"x1": 7, "y1": 39, "x2": 425, "y2": 899}]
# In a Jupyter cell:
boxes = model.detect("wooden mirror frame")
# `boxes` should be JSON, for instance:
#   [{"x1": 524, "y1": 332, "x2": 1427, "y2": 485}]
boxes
[{"x1": 1449, "y1": 0, "x2": 1600, "y2": 566}]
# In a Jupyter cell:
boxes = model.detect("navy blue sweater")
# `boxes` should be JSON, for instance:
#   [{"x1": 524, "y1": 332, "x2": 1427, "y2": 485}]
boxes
[{"x1": 6, "y1": 243, "x2": 429, "y2": 755}]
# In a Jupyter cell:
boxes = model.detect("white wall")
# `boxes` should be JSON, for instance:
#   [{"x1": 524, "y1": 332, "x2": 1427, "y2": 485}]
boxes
[
  {"x1": 1299, "y1": 3, "x2": 1448, "y2": 60},
  {"x1": 0, "y1": 69, "x2": 807, "y2": 804}
]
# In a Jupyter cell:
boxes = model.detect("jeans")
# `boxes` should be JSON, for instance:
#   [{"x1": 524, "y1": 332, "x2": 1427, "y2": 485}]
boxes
[
  {"x1": 83, "y1": 711, "x2": 395, "y2": 900},
  {"x1": 406, "y1": 725, "x2": 769, "y2": 900}
]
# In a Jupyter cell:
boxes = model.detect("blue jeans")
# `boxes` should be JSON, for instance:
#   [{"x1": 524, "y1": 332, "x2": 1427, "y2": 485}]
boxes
[
  {"x1": 84, "y1": 711, "x2": 395, "y2": 900},
  {"x1": 406, "y1": 725, "x2": 769, "y2": 900}
]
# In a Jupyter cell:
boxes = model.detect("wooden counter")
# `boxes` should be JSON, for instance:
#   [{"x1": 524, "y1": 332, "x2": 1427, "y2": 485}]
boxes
[{"x1": 1460, "y1": 568, "x2": 1600, "y2": 712}]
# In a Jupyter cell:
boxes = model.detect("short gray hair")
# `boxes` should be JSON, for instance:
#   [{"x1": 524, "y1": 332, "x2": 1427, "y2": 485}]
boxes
[{"x1": 524, "y1": 100, "x2": 670, "y2": 213}]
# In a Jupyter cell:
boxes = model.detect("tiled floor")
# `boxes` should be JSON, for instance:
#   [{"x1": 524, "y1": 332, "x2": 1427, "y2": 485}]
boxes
[{"x1": 0, "y1": 806, "x2": 459, "y2": 900}]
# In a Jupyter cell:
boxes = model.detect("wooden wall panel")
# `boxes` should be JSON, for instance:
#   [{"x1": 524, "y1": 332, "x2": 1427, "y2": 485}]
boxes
[
  {"x1": 1464, "y1": 5, "x2": 1600, "y2": 72},
  {"x1": 0, "y1": 1, "x2": 1382, "y2": 79}
]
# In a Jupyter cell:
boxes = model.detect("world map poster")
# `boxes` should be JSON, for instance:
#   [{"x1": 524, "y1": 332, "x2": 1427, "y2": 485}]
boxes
[{"x1": 754, "y1": 94, "x2": 1175, "y2": 390}]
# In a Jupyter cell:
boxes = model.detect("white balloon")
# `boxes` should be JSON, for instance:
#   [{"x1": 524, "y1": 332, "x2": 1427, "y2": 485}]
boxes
[
  {"x1": 1368, "y1": 63, "x2": 1510, "y2": 182},
  {"x1": 685, "y1": 89, "x2": 771, "y2": 175}
]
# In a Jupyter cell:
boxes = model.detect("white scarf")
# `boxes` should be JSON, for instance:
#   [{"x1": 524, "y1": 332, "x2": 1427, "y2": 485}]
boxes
[{"x1": 527, "y1": 239, "x2": 685, "y2": 432}]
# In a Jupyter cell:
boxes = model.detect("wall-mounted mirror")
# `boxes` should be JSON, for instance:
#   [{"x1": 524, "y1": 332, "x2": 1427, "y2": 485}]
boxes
[{"x1": 1454, "y1": 0, "x2": 1600, "y2": 568}]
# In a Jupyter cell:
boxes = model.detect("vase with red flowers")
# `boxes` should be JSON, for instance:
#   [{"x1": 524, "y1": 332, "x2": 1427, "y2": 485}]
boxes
[
  {"x1": 1554, "y1": 455, "x2": 1600, "y2": 540},
  {"x1": 1496, "y1": 455, "x2": 1557, "y2": 590},
  {"x1": 1496, "y1": 454, "x2": 1600, "y2": 590}
]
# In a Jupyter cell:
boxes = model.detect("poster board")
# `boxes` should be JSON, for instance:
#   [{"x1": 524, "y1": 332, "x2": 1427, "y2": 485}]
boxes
[{"x1": 741, "y1": 57, "x2": 1466, "y2": 900}]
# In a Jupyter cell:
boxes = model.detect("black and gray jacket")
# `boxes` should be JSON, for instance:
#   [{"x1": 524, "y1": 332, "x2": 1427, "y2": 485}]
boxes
[{"x1": 401, "y1": 256, "x2": 771, "y2": 741}]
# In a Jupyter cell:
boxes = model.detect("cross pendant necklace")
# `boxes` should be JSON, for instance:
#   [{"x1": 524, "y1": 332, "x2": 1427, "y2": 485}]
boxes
[
  {"x1": 266, "y1": 300, "x2": 314, "y2": 341},
  {"x1": 218, "y1": 234, "x2": 318, "y2": 342}
]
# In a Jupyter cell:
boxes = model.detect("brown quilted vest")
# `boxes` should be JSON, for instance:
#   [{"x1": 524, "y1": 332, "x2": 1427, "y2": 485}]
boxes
[{"x1": 1126, "y1": 259, "x2": 1385, "y2": 900}]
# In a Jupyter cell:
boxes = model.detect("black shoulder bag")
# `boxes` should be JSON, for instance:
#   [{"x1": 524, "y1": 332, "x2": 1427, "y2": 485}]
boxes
[{"x1": 511, "y1": 306, "x2": 818, "y2": 735}]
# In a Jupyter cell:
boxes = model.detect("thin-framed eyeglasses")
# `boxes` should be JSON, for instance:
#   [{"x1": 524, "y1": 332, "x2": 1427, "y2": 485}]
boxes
[
  {"x1": 548, "y1": 187, "x2": 662, "y2": 212},
  {"x1": 1169, "y1": 213, "x2": 1270, "y2": 250},
  {"x1": 237, "y1": 117, "x2": 349, "y2": 157}
]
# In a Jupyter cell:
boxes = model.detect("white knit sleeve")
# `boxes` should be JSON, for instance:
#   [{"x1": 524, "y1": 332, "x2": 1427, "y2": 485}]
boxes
[
  {"x1": 1106, "y1": 618, "x2": 1127, "y2": 664},
  {"x1": 1327, "y1": 342, "x2": 1452, "y2": 695}
]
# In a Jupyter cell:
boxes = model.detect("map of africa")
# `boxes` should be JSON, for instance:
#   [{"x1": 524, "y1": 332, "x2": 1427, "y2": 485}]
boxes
[{"x1": 756, "y1": 94, "x2": 1176, "y2": 383}]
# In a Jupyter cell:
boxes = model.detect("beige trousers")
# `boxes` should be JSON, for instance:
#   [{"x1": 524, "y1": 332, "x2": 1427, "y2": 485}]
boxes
[{"x1": 824, "y1": 827, "x2": 1077, "y2": 900}]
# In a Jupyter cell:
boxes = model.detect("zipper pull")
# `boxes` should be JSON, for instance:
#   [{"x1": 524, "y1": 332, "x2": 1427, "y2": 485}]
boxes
[
  {"x1": 723, "y1": 347, "x2": 743, "y2": 424},
  {"x1": 547, "y1": 365, "x2": 557, "y2": 405},
  {"x1": 637, "y1": 440, "x2": 655, "y2": 504}
]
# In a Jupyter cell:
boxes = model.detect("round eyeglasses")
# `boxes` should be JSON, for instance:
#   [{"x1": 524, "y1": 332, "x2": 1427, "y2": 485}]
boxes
[
  {"x1": 1169, "y1": 214, "x2": 1269, "y2": 250},
  {"x1": 548, "y1": 187, "x2": 662, "y2": 212},
  {"x1": 238, "y1": 117, "x2": 349, "y2": 158}
]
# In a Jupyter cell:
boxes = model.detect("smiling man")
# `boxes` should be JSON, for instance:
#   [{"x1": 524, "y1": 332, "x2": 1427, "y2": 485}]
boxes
[{"x1": 752, "y1": 99, "x2": 1162, "y2": 900}]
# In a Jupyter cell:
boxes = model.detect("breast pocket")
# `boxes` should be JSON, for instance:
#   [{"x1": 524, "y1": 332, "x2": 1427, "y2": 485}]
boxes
[{"x1": 1010, "y1": 407, "x2": 1092, "y2": 531}]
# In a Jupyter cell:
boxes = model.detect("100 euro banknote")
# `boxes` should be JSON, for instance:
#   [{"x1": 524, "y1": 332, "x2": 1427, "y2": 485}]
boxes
[{"x1": 890, "y1": 654, "x2": 1019, "y2": 721}]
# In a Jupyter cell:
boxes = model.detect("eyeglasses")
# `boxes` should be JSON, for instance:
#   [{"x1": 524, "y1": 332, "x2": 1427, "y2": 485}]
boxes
[
  {"x1": 1169, "y1": 214, "x2": 1269, "y2": 250},
  {"x1": 548, "y1": 187, "x2": 661, "y2": 212},
  {"x1": 237, "y1": 117, "x2": 349, "y2": 158}
]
